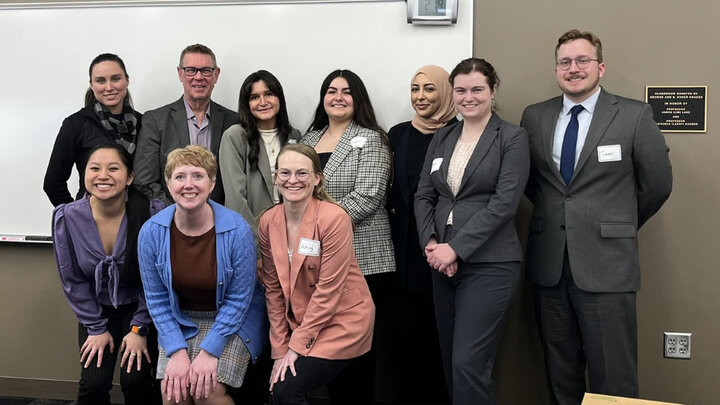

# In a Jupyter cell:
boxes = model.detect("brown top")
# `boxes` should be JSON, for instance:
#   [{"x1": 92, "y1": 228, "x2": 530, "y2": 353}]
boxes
[{"x1": 170, "y1": 221, "x2": 217, "y2": 311}]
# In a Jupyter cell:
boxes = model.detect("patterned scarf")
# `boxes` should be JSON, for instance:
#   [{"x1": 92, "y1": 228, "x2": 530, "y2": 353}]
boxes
[{"x1": 94, "y1": 99, "x2": 138, "y2": 154}]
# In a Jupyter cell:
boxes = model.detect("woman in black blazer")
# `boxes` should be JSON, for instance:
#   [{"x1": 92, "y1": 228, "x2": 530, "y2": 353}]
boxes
[
  {"x1": 414, "y1": 58, "x2": 530, "y2": 405},
  {"x1": 387, "y1": 65, "x2": 456, "y2": 404}
]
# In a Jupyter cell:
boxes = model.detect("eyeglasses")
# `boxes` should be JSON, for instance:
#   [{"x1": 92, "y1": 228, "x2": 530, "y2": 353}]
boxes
[
  {"x1": 275, "y1": 169, "x2": 314, "y2": 181},
  {"x1": 556, "y1": 57, "x2": 599, "y2": 70},
  {"x1": 180, "y1": 66, "x2": 216, "y2": 77}
]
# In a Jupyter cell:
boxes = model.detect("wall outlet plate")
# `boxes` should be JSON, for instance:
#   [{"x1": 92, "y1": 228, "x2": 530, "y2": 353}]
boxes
[{"x1": 664, "y1": 332, "x2": 692, "y2": 359}]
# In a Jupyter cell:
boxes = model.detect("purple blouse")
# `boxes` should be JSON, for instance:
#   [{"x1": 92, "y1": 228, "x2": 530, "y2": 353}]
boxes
[{"x1": 52, "y1": 196, "x2": 163, "y2": 335}]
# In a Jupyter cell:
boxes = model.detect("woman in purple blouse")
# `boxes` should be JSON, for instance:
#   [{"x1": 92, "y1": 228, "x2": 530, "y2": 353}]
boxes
[{"x1": 52, "y1": 143, "x2": 162, "y2": 404}]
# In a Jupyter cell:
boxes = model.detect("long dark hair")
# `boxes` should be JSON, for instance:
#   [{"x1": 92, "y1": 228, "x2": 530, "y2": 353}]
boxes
[
  {"x1": 307, "y1": 69, "x2": 386, "y2": 138},
  {"x1": 85, "y1": 143, "x2": 150, "y2": 287},
  {"x1": 84, "y1": 53, "x2": 133, "y2": 108},
  {"x1": 237, "y1": 70, "x2": 293, "y2": 171}
]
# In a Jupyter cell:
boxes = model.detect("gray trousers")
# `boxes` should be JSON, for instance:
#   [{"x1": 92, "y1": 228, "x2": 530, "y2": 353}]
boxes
[{"x1": 431, "y1": 260, "x2": 520, "y2": 405}]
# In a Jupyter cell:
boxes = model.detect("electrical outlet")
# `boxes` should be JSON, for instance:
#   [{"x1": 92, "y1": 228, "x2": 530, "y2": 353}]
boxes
[{"x1": 664, "y1": 332, "x2": 692, "y2": 359}]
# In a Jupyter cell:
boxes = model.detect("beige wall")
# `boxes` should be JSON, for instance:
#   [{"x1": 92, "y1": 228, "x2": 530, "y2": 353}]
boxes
[
  {"x1": 1, "y1": 0, "x2": 718, "y2": 404},
  {"x1": 479, "y1": 0, "x2": 720, "y2": 404}
]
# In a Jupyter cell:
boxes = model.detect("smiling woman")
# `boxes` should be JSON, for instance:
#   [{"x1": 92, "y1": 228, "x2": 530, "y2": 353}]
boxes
[
  {"x1": 138, "y1": 145, "x2": 268, "y2": 405},
  {"x1": 44, "y1": 53, "x2": 142, "y2": 208},
  {"x1": 52, "y1": 143, "x2": 164, "y2": 404},
  {"x1": 259, "y1": 143, "x2": 375, "y2": 404}
]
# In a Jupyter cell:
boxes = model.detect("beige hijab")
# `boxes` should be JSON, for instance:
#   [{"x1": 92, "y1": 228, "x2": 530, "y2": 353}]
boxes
[{"x1": 410, "y1": 65, "x2": 456, "y2": 134}]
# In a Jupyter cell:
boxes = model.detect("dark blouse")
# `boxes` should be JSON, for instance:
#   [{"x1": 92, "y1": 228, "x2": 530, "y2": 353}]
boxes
[
  {"x1": 170, "y1": 222, "x2": 217, "y2": 311},
  {"x1": 387, "y1": 119, "x2": 458, "y2": 291},
  {"x1": 318, "y1": 152, "x2": 332, "y2": 171}
]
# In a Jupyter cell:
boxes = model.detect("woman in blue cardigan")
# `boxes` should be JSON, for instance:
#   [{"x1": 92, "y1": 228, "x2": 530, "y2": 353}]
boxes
[{"x1": 138, "y1": 145, "x2": 267, "y2": 404}]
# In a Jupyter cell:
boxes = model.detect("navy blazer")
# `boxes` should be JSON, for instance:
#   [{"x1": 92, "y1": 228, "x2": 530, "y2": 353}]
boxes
[{"x1": 414, "y1": 113, "x2": 530, "y2": 264}]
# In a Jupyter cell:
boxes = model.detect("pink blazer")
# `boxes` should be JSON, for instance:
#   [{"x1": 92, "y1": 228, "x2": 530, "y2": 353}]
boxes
[{"x1": 259, "y1": 197, "x2": 375, "y2": 360}]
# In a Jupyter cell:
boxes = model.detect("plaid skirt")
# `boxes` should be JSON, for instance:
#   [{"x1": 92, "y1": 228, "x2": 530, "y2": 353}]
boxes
[{"x1": 157, "y1": 310, "x2": 250, "y2": 388}]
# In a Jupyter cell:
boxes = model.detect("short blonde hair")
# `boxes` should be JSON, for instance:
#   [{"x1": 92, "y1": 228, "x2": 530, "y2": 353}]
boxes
[{"x1": 164, "y1": 145, "x2": 217, "y2": 182}]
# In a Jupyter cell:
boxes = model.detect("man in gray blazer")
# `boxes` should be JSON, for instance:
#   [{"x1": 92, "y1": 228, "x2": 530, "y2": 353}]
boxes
[
  {"x1": 134, "y1": 43, "x2": 235, "y2": 204},
  {"x1": 521, "y1": 29, "x2": 672, "y2": 404}
]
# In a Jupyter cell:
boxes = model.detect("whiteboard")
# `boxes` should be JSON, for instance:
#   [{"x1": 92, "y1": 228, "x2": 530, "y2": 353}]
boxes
[{"x1": 0, "y1": 0, "x2": 472, "y2": 238}]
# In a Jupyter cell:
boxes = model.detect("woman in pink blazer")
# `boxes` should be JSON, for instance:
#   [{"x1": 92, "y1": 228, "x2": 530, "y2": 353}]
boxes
[{"x1": 258, "y1": 143, "x2": 375, "y2": 405}]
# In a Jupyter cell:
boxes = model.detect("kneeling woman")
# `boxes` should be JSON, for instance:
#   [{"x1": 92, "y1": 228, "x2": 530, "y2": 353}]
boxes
[
  {"x1": 138, "y1": 145, "x2": 268, "y2": 404},
  {"x1": 259, "y1": 144, "x2": 375, "y2": 405},
  {"x1": 53, "y1": 143, "x2": 162, "y2": 404}
]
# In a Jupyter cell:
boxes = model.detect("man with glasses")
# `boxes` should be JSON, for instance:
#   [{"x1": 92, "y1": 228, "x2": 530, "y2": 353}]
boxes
[
  {"x1": 134, "y1": 43, "x2": 235, "y2": 204},
  {"x1": 521, "y1": 29, "x2": 672, "y2": 404}
]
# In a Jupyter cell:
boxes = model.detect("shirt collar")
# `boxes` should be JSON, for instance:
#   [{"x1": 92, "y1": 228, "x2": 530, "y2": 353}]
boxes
[
  {"x1": 183, "y1": 98, "x2": 211, "y2": 120},
  {"x1": 562, "y1": 86, "x2": 601, "y2": 115}
]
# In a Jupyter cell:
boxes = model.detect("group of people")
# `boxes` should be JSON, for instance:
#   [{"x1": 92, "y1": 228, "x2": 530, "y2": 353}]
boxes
[{"x1": 46, "y1": 28, "x2": 672, "y2": 405}]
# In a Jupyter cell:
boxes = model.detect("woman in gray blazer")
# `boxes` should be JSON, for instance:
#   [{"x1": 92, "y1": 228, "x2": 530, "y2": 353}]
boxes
[
  {"x1": 218, "y1": 70, "x2": 300, "y2": 403},
  {"x1": 219, "y1": 70, "x2": 301, "y2": 245},
  {"x1": 414, "y1": 58, "x2": 529, "y2": 405},
  {"x1": 301, "y1": 69, "x2": 393, "y2": 404}
]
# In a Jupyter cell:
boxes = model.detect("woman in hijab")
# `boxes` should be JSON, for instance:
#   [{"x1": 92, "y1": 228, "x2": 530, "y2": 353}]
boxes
[{"x1": 386, "y1": 65, "x2": 456, "y2": 404}]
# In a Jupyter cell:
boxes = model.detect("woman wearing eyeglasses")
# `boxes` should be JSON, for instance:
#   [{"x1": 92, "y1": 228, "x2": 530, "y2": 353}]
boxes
[
  {"x1": 44, "y1": 53, "x2": 142, "y2": 207},
  {"x1": 414, "y1": 58, "x2": 529, "y2": 404},
  {"x1": 301, "y1": 69, "x2": 393, "y2": 403},
  {"x1": 259, "y1": 143, "x2": 374, "y2": 405}
]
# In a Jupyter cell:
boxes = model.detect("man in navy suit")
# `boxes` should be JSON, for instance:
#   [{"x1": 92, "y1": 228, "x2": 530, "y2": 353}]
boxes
[
  {"x1": 134, "y1": 43, "x2": 235, "y2": 204},
  {"x1": 521, "y1": 29, "x2": 672, "y2": 404}
]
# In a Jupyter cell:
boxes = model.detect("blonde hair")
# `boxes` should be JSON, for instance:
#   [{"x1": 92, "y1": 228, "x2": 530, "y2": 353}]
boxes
[
  {"x1": 276, "y1": 144, "x2": 336, "y2": 202},
  {"x1": 164, "y1": 145, "x2": 217, "y2": 182}
]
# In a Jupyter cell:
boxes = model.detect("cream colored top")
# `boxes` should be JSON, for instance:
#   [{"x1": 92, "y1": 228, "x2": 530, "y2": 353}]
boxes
[
  {"x1": 260, "y1": 128, "x2": 281, "y2": 203},
  {"x1": 446, "y1": 139, "x2": 478, "y2": 225}
]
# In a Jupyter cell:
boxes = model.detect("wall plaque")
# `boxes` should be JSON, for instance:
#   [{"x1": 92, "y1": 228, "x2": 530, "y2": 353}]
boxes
[{"x1": 645, "y1": 86, "x2": 707, "y2": 133}]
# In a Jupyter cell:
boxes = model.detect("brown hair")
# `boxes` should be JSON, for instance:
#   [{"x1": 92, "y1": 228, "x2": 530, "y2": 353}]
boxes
[
  {"x1": 164, "y1": 145, "x2": 218, "y2": 182},
  {"x1": 449, "y1": 57, "x2": 500, "y2": 91},
  {"x1": 555, "y1": 29, "x2": 603, "y2": 63}
]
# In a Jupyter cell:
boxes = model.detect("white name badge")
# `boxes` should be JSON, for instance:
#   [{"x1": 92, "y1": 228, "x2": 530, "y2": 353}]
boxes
[
  {"x1": 431, "y1": 157, "x2": 443, "y2": 173},
  {"x1": 597, "y1": 144, "x2": 622, "y2": 162},
  {"x1": 298, "y1": 237, "x2": 320, "y2": 256}
]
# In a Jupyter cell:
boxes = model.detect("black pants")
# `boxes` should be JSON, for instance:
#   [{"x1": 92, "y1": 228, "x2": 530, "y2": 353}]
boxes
[
  {"x1": 326, "y1": 272, "x2": 393, "y2": 404},
  {"x1": 77, "y1": 303, "x2": 160, "y2": 405},
  {"x1": 431, "y1": 261, "x2": 519, "y2": 405},
  {"x1": 534, "y1": 250, "x2": 638, "y2": 405},
  {"x1": 270, "y1": 356, "x2": 352, "y2": 405}
]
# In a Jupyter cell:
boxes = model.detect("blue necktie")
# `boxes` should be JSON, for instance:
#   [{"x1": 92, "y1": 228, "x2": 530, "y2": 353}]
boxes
[{"x1": 560, "y1": 105, "x2": 584, "y2": 185}]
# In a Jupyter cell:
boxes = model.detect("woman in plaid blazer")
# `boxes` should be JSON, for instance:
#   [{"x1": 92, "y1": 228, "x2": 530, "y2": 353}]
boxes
[{"x1": 301, "y1": 69, "x2": 393, "y2": 404}]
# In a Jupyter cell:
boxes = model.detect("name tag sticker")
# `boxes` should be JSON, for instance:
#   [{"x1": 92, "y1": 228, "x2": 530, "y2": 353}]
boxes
[
  {"x1": 597, "y1": 144, "x2": 622, "y2": 162},
  {"x1": 298, "y1": 237, "x2": 320, "y2": 256},
  {"x1": 431, "y1": 158, "x2": 443, "y2": 173}
]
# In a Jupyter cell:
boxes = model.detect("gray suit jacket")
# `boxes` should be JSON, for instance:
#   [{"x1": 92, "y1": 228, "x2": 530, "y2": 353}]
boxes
[
  {"x1": 302, "y1": 121, "x2": 395, "y2": 276},
  {"x1": 218, "y1": 124, "x2": 302, "y2": 255},
  {"x1": 521, "y1": 89, "x2": 672, "y2": 292},
  {"x1": 414, "y1": 114, "x2": 530, "y2": 263},
  {"x1": 133, "y1": 97, "x2": 236, "y2": 204}
]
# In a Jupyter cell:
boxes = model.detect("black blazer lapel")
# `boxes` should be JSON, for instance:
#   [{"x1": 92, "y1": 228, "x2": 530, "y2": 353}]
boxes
[{"x1": 392, "y1": 125, "x2": 412, "y2": 206}]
